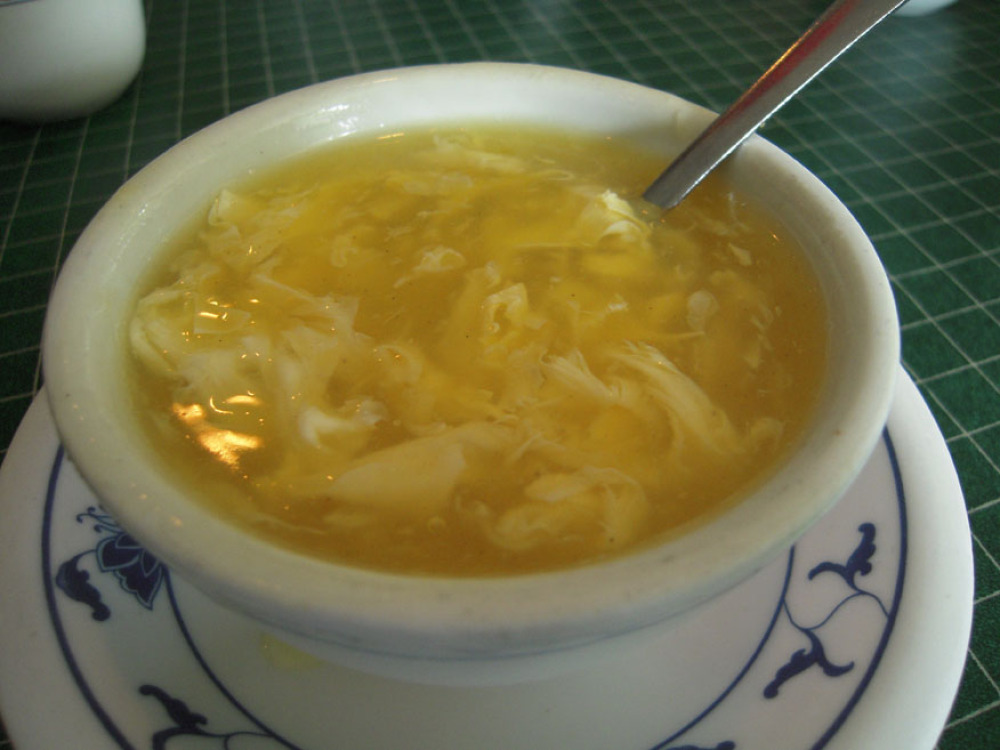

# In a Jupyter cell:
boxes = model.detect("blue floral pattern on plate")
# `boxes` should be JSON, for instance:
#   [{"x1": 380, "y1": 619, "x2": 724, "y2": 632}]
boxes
[{"x1": 42, "y1": 430, "x2": 905, "y2": 750}]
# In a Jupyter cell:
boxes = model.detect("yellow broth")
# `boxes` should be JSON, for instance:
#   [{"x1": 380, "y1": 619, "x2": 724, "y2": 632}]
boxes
[{"x1": 128, "y1": 126, "x2": 828, "y2": 576}]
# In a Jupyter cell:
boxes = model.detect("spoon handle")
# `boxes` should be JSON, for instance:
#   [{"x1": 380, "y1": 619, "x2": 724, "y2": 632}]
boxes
[{"x1": 643, "y1": 0, "x2": 908, "y2": 210}]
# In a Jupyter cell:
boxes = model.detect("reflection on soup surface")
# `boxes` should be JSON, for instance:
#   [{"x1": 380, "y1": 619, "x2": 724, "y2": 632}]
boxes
[{"x1": 128, "y1": 126, "x2": 827, "y2": 576}]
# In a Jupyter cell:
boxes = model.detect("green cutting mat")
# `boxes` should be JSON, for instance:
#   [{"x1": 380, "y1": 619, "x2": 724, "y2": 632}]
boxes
[{"x1": 1, "y1": 0, "x2": 998, "y2": 747}]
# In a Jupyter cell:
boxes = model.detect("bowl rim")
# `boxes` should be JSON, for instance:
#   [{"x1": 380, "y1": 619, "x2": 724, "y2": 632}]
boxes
[{"x1": 42, "y1": 62, "x2": 900, "y2": 661}]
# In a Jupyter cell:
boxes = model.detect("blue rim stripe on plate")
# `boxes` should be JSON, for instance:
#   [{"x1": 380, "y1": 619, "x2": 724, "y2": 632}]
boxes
[
  {"x1": 810, "y1": 430, "x2": 907, "y2": 750},
  {"x1": 163, "y1": 575, "x2": 302, "y2": 748},
  {"x1": 41, "y1": 445, "x2": 137, "y2": 750}
]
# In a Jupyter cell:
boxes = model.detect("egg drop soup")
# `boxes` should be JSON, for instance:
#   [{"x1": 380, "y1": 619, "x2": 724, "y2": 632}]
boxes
[{"x1": 128, "y1": 126, "x2": 827, "y2": 576}]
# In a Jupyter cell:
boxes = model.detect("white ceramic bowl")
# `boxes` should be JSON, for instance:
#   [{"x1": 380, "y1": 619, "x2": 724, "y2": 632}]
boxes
[
  {"x1": 0, "y1": 0, "x2": 145, "y2": 122},
  {"x1": 42, "y1": 63, "x2": 899, "y2": 684},
  {"x1": 896, "y1": 0, "x2": 959, "y2": 16}
]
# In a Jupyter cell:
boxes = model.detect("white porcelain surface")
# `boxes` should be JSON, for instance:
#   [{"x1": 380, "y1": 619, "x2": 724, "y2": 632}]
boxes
[
  {"x1": 41, "y1": 63, "x2": 900, "y2": 677},
  {"x1": 0, "y1": 0, "x2": 145, "y2": 121},
  {"x1": 0, "y1": 374, "x2": 972, "y2": 749},
  {"x1": 896, "y1": 0, "x2": 959, "y2": 16}
]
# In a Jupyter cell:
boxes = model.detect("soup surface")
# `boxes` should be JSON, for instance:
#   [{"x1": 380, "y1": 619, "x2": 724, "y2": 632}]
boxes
[{"x1": 128, "y1": 126, "x2": 827, "y2": 576}]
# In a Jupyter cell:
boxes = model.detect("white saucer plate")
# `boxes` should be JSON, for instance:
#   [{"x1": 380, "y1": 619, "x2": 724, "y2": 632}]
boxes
[{"x1": 0, "y1": 371, "x2": 973, "y2": 750}]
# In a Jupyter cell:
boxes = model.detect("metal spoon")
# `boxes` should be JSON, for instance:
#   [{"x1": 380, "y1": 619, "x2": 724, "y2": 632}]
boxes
[{"x1": 643, "y1": 0, "x2": 908, "y2": 210}]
